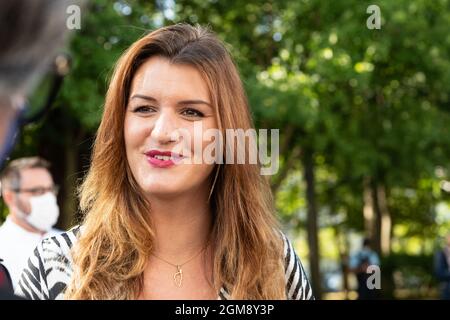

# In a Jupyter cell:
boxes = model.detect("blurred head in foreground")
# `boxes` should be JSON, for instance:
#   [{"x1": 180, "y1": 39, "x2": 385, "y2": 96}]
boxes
[{"x1": 0, "y1": 0, "x2": 71, "y2": 164}]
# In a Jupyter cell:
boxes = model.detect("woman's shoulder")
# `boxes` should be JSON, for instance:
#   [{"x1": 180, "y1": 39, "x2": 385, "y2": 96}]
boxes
[
  {"x1": 276, "y1": 229, "x2": 314, "y2": 300},
  {"x1": 41, "y1": 225, "x2": 81, "y2": 255},
  {"x1": 16, "y1": 226, "x2": 81, "y2": 300},
  {"x1": 37, "y1": 225, "x2": 81, "y2": 266}
]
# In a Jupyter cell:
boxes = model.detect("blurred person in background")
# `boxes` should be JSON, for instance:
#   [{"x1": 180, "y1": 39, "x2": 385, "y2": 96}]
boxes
[
  {"x1": 349, "y1": 238, "x2": 380, "y2": 300},
  {"x1": 0, "y1": 157, "x2": 61, "y2": 289},
  {"x1": 0, "y1": 0, "x2": 74, "y2": 298},
  {"x1": 434, "y1": 233, "x2": 450, "y2": 300}
]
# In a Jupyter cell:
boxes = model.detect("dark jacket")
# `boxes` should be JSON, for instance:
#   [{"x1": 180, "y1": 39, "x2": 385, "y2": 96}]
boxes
[
  {"x1": 0, "y1": 259, "x2": 19, "y2": 300},
  {"x1": 434, "y1": 249, "x2": 450, "y2": 300}
]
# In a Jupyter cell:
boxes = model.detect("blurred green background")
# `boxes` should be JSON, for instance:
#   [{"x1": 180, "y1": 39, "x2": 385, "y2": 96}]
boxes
[{"x1": 1, "y1": 0, "x2": 450, "y2": 299}]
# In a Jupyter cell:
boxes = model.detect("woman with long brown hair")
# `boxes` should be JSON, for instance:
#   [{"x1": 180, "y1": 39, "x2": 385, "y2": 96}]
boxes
[{"x1": 17, "y1": 24, "x2": 313, "y2": 300}]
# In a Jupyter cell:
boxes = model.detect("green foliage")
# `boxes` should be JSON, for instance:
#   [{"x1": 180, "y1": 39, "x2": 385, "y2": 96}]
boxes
[
  {"x1": 382, "y1": 253, "x2": 438, "y2": 298},
  {"x1": 4, "y1": 0, "x2": 450, "y2": 297}
]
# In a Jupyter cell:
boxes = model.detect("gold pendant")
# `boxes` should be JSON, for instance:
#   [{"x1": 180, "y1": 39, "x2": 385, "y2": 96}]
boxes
[{"x1": 174, "y1": 265, "x2": 183, "y2": 287}]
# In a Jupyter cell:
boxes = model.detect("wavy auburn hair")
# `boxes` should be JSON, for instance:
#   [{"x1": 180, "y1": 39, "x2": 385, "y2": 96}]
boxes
[{"x1": 65, "y1": 24, "x2": 286, "y2": 299}]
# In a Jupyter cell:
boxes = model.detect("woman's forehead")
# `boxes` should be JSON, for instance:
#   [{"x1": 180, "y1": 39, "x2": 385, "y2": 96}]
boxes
[{"x1": 130, "y1": 56, "x2": 210, "y2": 103}]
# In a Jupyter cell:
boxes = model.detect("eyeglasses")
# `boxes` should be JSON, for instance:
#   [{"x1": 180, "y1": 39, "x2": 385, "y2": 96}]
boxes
[{"x1": 13, "y1": 185, "x2": 60, "y2": 196}]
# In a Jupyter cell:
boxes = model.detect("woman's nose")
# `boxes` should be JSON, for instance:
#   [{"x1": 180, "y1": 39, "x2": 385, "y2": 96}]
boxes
[{"x1": 150, "y1": 110, "x2": 178, "y2": 144}]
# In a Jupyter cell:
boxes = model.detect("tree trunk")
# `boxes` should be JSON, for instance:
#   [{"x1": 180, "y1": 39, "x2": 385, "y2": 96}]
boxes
[
  {"x1": 271, "y1": 146, "x2": 301, "y2": 194},
  {"x1": 334, "y1": 225, "x2": 349, "y2": 300},
  {"x1": 371, "y1": 179, "x2": 392, "y2": 256},
  {"x1": 61, "y1": 131, "x2": 79, "y2": 229},
  {"x1": 302, "y1": 149, "x2": 321, "y2": 299},
  {"x1": 377, "y1": 185, "x2": 391, "y2": 256},
  {"x1": 363, "y1": 177, "x2": 394, "y2": 298},
  {"x1": 363, "y1": 177, "x2": 375, "y2": 240},
  {"x1": 371, "y1": 179, "x2": 382, "y2": 256}
]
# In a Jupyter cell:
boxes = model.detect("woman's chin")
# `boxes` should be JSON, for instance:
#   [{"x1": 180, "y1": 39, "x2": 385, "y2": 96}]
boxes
[{"x1": 142, "y1": 185, "x2": 186, "y2": 198}]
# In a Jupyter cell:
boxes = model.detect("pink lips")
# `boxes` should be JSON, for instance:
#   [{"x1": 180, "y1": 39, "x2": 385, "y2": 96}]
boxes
[{"x1": 145, "y1": 150, "x2": 184, "y2": 168}]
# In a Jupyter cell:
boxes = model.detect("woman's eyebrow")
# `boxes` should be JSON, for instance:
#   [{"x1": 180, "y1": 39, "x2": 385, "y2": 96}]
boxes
[
  {"x1": 130, "y1": 94, "x2": 157, "y2": 102},
  {"x1": 177, "y1": 99, "x2": 212, "y2": 108},
  {"x1": 130, "y1": 94, "x2": 212, "y2": 108}
]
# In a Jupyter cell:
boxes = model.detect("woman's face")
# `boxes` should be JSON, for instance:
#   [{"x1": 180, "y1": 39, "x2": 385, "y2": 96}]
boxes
[{"x1": 124, "y1": 56, "x2": 218, "y2": 198}]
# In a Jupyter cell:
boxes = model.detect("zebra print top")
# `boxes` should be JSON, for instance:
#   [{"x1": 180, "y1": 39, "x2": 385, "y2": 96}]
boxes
[{"x1": 16, "y1": 226, "x2": 314, "y2": 300}]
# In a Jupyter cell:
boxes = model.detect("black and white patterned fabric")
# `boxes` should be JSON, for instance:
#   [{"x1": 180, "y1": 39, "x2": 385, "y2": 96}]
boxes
[{"x1": 16, "y1": 227, "x2": 314, "y2": 300}]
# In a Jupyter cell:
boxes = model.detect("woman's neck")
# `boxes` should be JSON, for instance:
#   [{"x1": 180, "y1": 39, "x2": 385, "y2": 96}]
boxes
[{"x1": 148, "y1": 191, "x2": 213, "y2": 262}]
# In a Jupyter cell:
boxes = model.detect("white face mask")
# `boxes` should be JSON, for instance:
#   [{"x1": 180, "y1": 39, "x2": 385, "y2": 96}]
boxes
[{"x1": 18, "y1": 193, "x2": 60, "y2": 232}]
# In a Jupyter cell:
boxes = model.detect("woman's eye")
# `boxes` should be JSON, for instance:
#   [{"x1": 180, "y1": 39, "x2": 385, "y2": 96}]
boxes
[
  {"x1": 181, "y1": 108, "x2": 204, "y2": 117},
  {"x1": 133, "y1": 106, "x2": 156, "y2": 114}
]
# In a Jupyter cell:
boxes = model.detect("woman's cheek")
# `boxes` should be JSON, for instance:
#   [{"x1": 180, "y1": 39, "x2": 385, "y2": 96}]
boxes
[{"x1": 125, "y1": 117, "x2": 152, "y2": 148}]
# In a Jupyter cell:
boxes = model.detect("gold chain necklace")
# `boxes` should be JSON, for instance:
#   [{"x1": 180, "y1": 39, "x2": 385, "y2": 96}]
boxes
[{"x1": 151, "y1": 242, "x2": 209, "y2": 288}]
